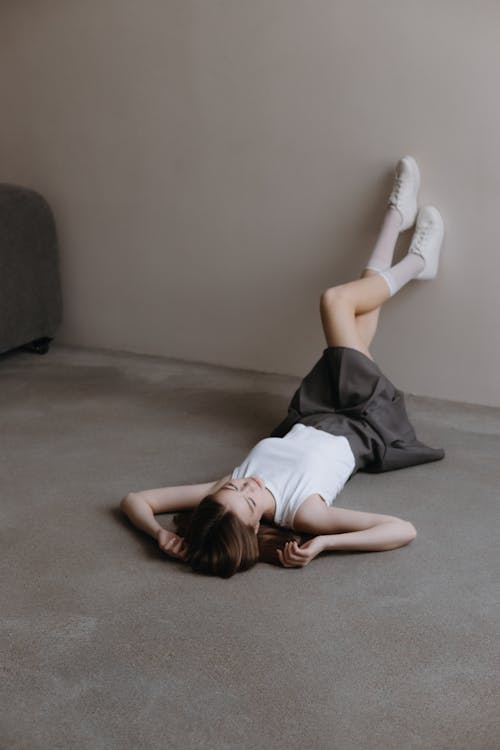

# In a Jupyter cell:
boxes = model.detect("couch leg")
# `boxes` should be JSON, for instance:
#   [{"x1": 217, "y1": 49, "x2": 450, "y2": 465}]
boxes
[{"x1": 22, "y1": 337, "x2": 52, "y2": 354}]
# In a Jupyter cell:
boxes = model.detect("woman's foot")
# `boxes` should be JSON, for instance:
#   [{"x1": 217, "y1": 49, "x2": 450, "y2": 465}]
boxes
[
  {"x1": 407, "y1": 205, "x2": 445, "y2": 280},
  {"x1": 388, "y1": 156, "x2": 420, "y2": 231}
]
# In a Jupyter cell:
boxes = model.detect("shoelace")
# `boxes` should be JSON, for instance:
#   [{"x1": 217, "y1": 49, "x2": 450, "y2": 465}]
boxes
[
  {"x1": 392, "y1": 175, "x2": 404, "y2": 200},
  {"x1": 410, "y1": 225, "x2": 429, "y2": 257}
]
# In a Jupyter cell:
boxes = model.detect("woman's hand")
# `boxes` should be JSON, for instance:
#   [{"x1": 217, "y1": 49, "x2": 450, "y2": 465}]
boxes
[
  {"x1": 276, "y1": 536, "x2": 324, "y2": 568},
  {"x1": 157, "y1": 528, "x2": 189, "y2": 561}
]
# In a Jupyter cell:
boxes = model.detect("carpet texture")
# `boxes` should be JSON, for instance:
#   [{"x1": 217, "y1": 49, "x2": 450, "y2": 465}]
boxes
[{"x1": 1, "y1": 343, "x2": 499, "y2": 750}]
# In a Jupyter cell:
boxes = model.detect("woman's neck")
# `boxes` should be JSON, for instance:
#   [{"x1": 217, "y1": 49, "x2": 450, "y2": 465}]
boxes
[{"x1": 261, "y1": 485, "x2": 276, "y2": 522}]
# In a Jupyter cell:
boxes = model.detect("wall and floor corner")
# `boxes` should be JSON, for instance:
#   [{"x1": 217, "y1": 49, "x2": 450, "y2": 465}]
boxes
[{"x1": 0, "y1": 1, "x2": 499, "y2": 407}]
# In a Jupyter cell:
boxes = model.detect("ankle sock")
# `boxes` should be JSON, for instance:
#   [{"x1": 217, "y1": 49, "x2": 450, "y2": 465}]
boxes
[
  {"x1": 364, "y1": 206, "x2": 402, "y2": 272},
  {"x1": 377, "y1": 252, "x2": 425, "y2": 296}
]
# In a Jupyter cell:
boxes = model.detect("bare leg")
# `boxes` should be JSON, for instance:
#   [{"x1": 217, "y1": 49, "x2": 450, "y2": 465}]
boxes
[
  {"x1": 320, "y1": 206, "x2": 401, "y2": 360},
  {"x1": 319, "y1": 271, "x2": 391, "y2": 362},
  {"x1": 355, "y1": 269, "x2": 384, "y2": 350}
]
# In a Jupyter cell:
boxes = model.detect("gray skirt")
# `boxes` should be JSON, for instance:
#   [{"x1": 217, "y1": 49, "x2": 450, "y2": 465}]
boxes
[{"x1": 269, "y1": 345, "x2": 445, "y2": 475}]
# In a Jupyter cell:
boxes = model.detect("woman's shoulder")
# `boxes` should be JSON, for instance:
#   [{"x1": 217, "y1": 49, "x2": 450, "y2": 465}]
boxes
[{"x1": 292, "y1": 493, "x2": 329, "y2": 533}]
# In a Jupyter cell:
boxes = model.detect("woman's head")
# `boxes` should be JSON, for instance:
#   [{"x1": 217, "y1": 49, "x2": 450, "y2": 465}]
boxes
[
  {"x1": 211, "y1": 476, "x2": 269, "y2": 534},
  {"x1": 176, "y1": 494, "x2": 260, "y2": 578},
  {"x1": 172, "y1": 475, "x2": 305, "y2": 578}
]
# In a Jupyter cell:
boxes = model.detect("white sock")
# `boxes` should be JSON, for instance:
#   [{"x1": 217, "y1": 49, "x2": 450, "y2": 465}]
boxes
[
  {"x1": 364, "y1": 206, "x2": 402, "y2": 273},
  {"x1": 377, "y1": 252, "x2": 425, "y2": 296}
]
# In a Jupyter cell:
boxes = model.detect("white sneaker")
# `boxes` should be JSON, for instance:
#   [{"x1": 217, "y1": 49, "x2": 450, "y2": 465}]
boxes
[
  {"x1": 408, "y1": 205, "x2": 444, "y2": 280},
  {"x1": 388, "y1": 156, "x2": 420, "y2": 230}
]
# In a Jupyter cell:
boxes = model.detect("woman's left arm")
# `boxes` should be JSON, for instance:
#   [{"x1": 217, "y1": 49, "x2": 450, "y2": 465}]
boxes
[
  {"x1": 121, "y1": 473, "x2": 231, "y2": 515},
  {"x1": 120, "y1": 495, "x2": 189, "y2": 560},
  {"x1": 119, "y1": 474, "x2": 232, "y2": 535},
  {"x1": 120, "y1": 494, "x2": 164, "y2": 540}
]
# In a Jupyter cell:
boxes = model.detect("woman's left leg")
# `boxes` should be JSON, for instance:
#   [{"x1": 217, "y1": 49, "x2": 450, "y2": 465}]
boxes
[
  {"x1": 320, "y1": 206, "x2": 402, "y2": 360},
  {"x1": 320, "y1": 271, "x2": 392, "y2": 361},
  {"x1": 320, "y1": 249, "x2": 426, "y2": 361}
]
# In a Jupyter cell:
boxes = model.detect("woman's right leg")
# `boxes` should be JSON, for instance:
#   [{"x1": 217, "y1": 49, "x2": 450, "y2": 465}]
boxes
[
  {"x1": 354, "y1": 205, "x2": 402, "y2": 350},
  {"x1": 319, "y1": 149, "x2": 447, "y2": 359},
  {"x1": 355, "y1": 269, "x2": 384, "y2": 350},
  {"x1": 319, "y1": 197, "x2": 433, "y2": 359}
]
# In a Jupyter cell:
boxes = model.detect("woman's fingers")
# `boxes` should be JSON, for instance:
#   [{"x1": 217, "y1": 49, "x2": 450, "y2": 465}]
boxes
[
  {"x1": 285, "y1": 541, "x2": 296, "y2": 565},
  {"x1": 288, "y1": 541, "x2": 300, "y2": 556},
  {"x1": 291, "y1": 541, "x2": 307, "y2": 557},
  {"x1": 290, "y1": 541, "x2": 311, "y2": 566},
  {"x1": 277, "y1": 547, "x2": 289, "y2": 566},
  {"x1": 172, "y1": 539, "x2": 186, "y2": 558},
  {"x1": 278, "y1": 541, "x2": 307, "y2": 567},
  {"x1": 161, "y1": 535, "x2": 187, "y2": 559}
]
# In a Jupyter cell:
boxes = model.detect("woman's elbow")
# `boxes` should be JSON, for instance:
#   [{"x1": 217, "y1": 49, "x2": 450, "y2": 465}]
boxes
[
  {"x1": 406, "y1": 521, "x2": 417, "y2": 538},
  {"x1": 119, "y1": 493, "x2": 137, "y2": 512},
  {"x1": 384, "y1": 522, "x2": 416, "y2": 551},
  {"x1": 402, "y1": 521, "x2": 417, "y2": 543}
]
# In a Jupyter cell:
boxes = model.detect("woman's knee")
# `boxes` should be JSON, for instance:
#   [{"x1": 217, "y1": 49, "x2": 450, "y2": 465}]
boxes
[{"x1": 320, "y1": 285, "x2": 353, "y2": 311}]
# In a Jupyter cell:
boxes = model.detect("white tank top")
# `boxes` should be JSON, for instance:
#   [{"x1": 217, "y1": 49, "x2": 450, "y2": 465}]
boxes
[{"x1": 231, "y1": 423, "x2": 356, "y2": 530}]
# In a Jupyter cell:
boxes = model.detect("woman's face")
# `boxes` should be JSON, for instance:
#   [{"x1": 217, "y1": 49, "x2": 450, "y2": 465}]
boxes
[{"x1": 214, "y1": 476, "x2": 266, "y2": 532}]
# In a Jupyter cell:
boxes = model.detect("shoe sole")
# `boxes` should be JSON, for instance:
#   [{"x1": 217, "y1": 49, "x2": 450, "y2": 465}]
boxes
[{"x1": 413, "y1": 206, "x2": 445, "y2": 280}]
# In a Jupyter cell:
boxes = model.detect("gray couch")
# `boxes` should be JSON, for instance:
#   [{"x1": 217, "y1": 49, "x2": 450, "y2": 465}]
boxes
[{"x1": 0, "y1": 183, "x2": 62, "y2": 355}]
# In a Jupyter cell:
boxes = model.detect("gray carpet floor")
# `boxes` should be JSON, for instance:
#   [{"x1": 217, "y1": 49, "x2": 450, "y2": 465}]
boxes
[{"x1": 1, "y1": 343, "x2": 499, "y2": 750}]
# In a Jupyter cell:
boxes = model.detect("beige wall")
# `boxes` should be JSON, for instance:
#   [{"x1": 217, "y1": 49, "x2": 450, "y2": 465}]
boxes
[{"x1": 1, "y1": 1, "x2": 498, "y2": 406}]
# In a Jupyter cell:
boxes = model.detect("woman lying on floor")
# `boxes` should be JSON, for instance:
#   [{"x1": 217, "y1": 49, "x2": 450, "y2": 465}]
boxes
[{"x1": 120, "y1": 155, "x2": 445, "y2": 578}]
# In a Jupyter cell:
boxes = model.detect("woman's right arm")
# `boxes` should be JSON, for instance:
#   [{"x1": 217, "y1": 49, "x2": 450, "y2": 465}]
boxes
[
  {"x1": 319, "y1": 521, "x2": 417, "y2": 552},
  {"x1": 274, "y1": 523, "x2": 416, "y2": 568},
  {"x1": 293, "y1": 502, "x2": 416, "y2": 548}
]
